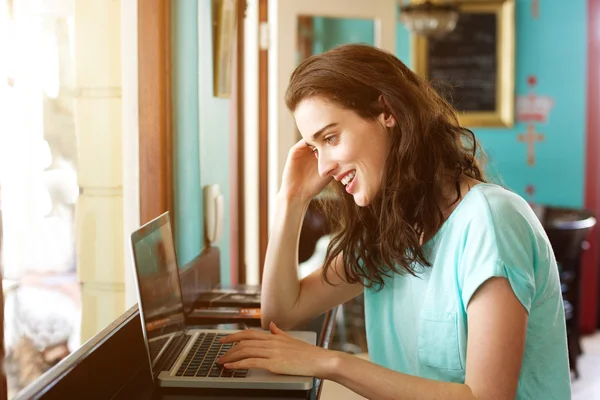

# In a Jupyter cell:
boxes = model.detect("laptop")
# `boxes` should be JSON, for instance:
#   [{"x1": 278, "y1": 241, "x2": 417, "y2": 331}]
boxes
[
  {"x1": 192, "y1": 285, "x2": 262, "y2": 309},
  {"x1": 130, "y1": 212, "x2": 316, "y2": 390}
]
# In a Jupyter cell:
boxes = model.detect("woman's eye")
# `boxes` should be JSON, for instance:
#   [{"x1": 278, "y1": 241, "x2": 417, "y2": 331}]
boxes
[
  {"x1": 311, "y1": 148, "x2": 319, "y2": 158},
  {"x1": 324, "y1": 135, "x2": 338, "y2": 144}
]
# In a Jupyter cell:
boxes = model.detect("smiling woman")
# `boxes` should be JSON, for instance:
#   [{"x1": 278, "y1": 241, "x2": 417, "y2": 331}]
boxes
[
  {"x1": 245, "y1": 43, "x2": 572, "y2": 400},
  {"x1": 285, "y1": 44, "x2": 486, "y2": 287}
]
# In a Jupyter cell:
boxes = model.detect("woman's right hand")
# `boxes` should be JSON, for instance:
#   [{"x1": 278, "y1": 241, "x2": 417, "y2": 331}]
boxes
[{"x1": 279, "y1": 139, "x2": 332, "y2": 204}]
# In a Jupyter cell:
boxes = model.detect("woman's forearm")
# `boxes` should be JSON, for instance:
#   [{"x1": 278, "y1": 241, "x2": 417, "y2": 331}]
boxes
[
  {"x1": 260, "y1": 194, "x2": 309, "y2": 329},
  {"x1": 323, "y1": 351, "x2": 476, "y2": 400}
]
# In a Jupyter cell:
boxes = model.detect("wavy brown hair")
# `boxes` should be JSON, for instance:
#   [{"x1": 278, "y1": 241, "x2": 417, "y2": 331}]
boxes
[{"x1": 285, "y1": 44, "x2": 487, "y2": 290}]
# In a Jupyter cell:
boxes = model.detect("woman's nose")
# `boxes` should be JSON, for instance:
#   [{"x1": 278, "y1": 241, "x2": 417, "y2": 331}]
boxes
[{"x1": 318, "y1": 154, "x2": 336, "y2": 178}]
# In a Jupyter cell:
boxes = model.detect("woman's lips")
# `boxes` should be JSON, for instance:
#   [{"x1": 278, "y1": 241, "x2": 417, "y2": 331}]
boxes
[{"x1": 345, "y1": 173, "x2": 357, "y2": 194}]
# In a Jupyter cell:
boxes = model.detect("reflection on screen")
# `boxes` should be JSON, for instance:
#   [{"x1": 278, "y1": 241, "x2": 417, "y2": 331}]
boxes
[{"x1": 133, "y1": 220, "x2": 185, "y2": 363}]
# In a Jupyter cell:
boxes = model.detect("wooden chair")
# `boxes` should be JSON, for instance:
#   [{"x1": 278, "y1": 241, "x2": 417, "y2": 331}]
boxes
[{"x1": 540, "y1": 206, "x2": 596, "y2": 379}]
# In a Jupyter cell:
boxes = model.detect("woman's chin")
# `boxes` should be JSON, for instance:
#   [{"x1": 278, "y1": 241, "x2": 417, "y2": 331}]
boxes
[{"x1": 353, "y1": 193, "x2": 370, "y2": 207}]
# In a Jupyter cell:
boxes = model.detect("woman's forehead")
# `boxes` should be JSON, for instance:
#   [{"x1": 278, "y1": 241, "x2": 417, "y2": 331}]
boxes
[{"x1": 295, "y1": 98, "x2": 349, "y2": 132}]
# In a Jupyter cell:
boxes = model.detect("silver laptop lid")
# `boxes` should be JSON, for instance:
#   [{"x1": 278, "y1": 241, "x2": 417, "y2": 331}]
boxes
[{"x1": 131, "y1": 211, "x2": 187, "y2": 379}]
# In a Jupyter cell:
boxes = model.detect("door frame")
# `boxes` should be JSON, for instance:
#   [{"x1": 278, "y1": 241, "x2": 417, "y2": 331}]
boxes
[
  {"x1": 260, "y1": 0, "x2": 397, "y2": 279},
  {"x1": 138, "y1": 0, "x2": 174, "y2": 225},
  {"x1": 233, "y1": 0, "x2": 247, "y2": 283},
  {"x1": 583, "y1": 0, "x2": 600, "y2": 332},
  {"x1": 123, "y1": 0, "x2": 174, "y2": 306}
]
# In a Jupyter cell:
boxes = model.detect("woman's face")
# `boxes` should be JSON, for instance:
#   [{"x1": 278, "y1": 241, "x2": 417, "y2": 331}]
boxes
[{"x1": 294, "y1": 96, "x2": 394, "y2": 207}]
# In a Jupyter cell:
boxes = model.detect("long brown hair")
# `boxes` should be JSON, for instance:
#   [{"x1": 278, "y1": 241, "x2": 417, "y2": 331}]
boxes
[{"x1": 285, "y1": 44, "x2": 487, "y2": 290}]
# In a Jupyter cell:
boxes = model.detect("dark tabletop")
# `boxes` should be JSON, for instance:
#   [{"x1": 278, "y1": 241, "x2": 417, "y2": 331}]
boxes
[{"x1": 15, "y1": 306, "x2": 337, "y2": 400}]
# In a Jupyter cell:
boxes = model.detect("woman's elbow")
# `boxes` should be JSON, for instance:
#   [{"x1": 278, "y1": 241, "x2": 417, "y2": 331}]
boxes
[{"x1": 260, "y1": 313, "x2": 293, "y2": 330}]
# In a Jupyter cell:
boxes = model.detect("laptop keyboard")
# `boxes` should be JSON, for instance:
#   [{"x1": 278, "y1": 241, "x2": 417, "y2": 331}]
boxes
[
  {"x1": 149, "y1": 336, "x2": 170, "y2": 361},
  {"x1": 176, "y1": 332, "x2": 249, "y2": 378}
]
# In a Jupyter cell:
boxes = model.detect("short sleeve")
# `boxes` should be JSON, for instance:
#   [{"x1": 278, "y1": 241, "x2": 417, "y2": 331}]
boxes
[{"x1": 458, "y1": 196, "x2": 537, "y2": 313}]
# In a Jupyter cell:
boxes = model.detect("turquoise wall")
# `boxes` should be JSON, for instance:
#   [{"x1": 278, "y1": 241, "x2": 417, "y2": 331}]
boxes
[
  {"x1": 474, "y1": 0, "x2": 586, "y2": 208},
  {"x1": 172, "y1": 0, "x2": 203, "y2": 266},
  {"x1": 312, "y1": 17, "x2": 374, "y2": 53},
  {"x1": 198, "y1": 0, "x2": 232, "y2": 284},
  {"x1": 317, "y1": 1, "x2": 588, "y2": 208},
  {"x1": 171, "y1": 1, "x2": 586, "y2": 280},
  {"x1": 172, "y1": 0, "x2": 231, "y2": 285}
]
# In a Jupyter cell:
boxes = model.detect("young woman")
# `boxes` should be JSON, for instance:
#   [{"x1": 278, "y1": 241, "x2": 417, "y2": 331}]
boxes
[{"x1": 217, "y1": 44, "x2": 570, "y2": 399}]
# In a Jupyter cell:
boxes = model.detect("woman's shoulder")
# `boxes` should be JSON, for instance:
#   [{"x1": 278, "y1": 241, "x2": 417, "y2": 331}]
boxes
[
  {"x1": 448, "y1": 183, "x2": 546, "y2": 245},
  {"x1": 460, "y1": 184, "x2": 550, "y2": 253},
  {"x1": 463, "y1": 183, "x2": 536, "y2": 222},
  {"x1": 470, "y1": 182, "x2": 528, "y2": 206}
]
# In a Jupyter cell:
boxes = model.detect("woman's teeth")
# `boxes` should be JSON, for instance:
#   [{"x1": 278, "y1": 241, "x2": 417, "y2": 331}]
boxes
[{"x1": 341, "y1": 171, "x2": 356, "y2": 186}]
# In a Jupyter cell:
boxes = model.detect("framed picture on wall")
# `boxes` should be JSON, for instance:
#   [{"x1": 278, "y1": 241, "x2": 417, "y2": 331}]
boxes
[
  {"x1": 411, "y1": 0, "x2": 515, "y2": 127},
  {"x1": 213, "y1": 0, "x2": 237, "y2": 98}
]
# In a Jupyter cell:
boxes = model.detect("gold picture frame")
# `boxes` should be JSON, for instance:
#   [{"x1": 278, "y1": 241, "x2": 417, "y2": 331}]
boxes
[
  {"x1": 213, "y1": 0, "x2": 237, "y2": 98},
  {"x1": 411, "y1": 0, "x2": 515, "y2": 127}
]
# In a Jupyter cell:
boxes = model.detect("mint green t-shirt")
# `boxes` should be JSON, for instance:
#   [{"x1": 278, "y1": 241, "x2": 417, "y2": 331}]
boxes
[{"x1": 364, "y1": 183, "x2": 571, "y2": 399}]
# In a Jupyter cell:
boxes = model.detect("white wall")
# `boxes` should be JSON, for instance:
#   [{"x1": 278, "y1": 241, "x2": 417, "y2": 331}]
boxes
[
  {"x1": 121, "y1": 0, "x2": 140, "y2": 308},
  {"x1": 244, "y1": 0, "x2": 260, "y2": 285}
]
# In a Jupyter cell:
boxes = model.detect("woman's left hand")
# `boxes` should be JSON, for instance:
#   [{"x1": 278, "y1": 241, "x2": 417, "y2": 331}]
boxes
[{"x1": 216, "y1": 322, "x2": 336, "y2": 378}]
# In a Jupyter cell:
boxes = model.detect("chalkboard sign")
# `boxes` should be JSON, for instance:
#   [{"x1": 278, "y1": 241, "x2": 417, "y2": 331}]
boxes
[
  {"x1": 428, "y1": 13, "x2": 497, "y2": 112},
  {"x1": 412, "y1": 0, "x2": 515, "y2": 127}
]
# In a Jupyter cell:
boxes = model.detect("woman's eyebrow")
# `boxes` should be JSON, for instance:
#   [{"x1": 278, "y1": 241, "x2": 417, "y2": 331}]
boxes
[
  {"x1": 312, "y1": 123, "x2": 337, "y2": 141},
  {"x1": 307, "y1": 123, "x2": 338, "y2": 145}
]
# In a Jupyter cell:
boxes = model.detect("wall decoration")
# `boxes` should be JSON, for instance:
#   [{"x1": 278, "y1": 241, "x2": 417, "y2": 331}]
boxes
[
  {"x1": 213, "y1": 0, "x2": 237, "y2": 98},
  {"x1": 518, "y1": 124, "x2": 544, "y2": 166},
  {"x1": 516, "y1": 75, "x2": 553, "y2": 166},
  {"x1": 516, "y1": 75, "x2": 554, "y2": 123},
  {"x1": 525, "y1": 184, "x2": 545, "y2": 219},
  {"x1": 531, "y1": 0, "x2": 539, "y2": 19},
  {"x1": 525, "y1": 184, "x2": 535, "y2": 198},
  {"x1": 525, "y1": 184, "x2": 536, "y2": 207},
  {"x1": 412, "y1": 0, "x2": 515, "y2": 127}
]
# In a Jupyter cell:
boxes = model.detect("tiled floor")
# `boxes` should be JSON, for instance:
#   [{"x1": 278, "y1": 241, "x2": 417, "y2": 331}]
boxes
[
  {"x1": 322, "y1": 332, "x2": 600, "y2": 400},
  {"x1": 572, "y1": 332, "x2": 600, "y2": 400}
]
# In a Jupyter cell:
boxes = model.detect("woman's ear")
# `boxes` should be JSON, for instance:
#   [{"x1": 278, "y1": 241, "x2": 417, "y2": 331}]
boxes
[
  {"x1": 378, "y1": 95, "x2": 396, "y2": 128},
  {"x1": 381, "y1": 112, "x2": 396, "y2": 128}
]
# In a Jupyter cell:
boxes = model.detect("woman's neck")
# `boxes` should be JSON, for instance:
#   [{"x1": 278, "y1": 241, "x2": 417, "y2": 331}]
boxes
[
  {"x1": 441, "y1": 176, "x2": 482, "y2": 219},
  {"x1": 420, "y1": 176, "x2": 483, "y2": 245}
]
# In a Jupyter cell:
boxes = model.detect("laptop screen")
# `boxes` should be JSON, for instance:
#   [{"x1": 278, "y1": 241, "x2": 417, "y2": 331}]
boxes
[{"x1": 131, "y1": 212, "x2": 186, "y2": 368}]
